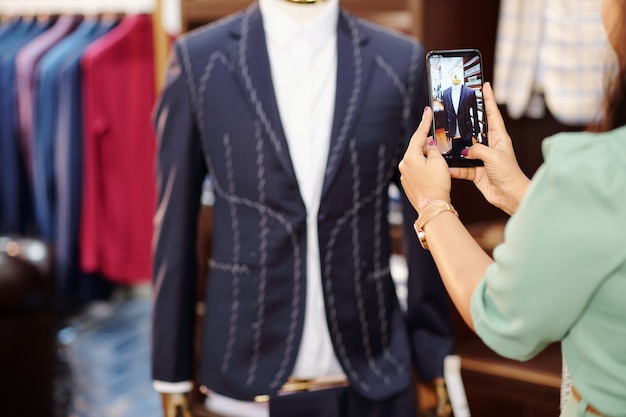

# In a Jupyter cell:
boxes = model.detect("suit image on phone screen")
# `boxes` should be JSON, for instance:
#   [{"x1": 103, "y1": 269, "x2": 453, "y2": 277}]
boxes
[{"x1": 426, "y1": 49, "x2": 487, "y2": 167}]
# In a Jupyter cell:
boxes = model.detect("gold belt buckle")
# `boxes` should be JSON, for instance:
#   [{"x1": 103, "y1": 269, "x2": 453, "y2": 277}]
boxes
[{"x1": 254, "y1": 375, "x2": 349, "y2": 403}]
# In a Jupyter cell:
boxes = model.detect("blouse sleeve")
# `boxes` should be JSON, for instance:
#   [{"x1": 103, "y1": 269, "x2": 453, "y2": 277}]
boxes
[{"x1": 470, "y1": 132, "x2": 626, "y2": 361}]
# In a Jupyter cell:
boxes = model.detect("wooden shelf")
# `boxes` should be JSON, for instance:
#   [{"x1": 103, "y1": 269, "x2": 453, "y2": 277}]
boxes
[{"x1": 458, "y1": 339, "x2": 561, "y2": 389}]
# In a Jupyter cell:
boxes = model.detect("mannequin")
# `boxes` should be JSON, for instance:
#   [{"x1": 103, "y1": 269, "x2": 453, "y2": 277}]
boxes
[
  {"x1": 277, "y1": 0, "x2": 328, "y2": 22},
  {"x1": 441, "y1": 74, "x2": 480, "y2": 157},
  {"x1": 153, "y1": 0, "x2": 454, "y2": 416}
]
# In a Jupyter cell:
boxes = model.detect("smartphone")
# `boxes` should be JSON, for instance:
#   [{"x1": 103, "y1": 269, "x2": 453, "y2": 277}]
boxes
[{"x1": 425, "y1": 49, "x2": 488, "y2": 167}]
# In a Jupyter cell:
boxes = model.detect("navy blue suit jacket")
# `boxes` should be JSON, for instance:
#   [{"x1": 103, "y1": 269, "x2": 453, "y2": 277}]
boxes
[
  {"x1": 442, "y1": 84, "x2": 479, "y2": 142},
  {"x1": 0, "y1": 18, "x2": 50, "y2": 235},
  {"x1": 152, "y1": 4, "x2": 454, "y2": 402}
]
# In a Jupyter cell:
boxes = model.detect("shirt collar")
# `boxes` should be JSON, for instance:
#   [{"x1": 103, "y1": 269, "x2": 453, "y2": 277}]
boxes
[{"x1": 259, "y1": 0, "x2": 339, "y2": 51}]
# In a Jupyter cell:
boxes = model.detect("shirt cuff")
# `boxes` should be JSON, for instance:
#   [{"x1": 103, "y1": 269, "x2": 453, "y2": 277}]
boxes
[{"x1": 153, "y1": 380, "x2": 194, "y2": 393}]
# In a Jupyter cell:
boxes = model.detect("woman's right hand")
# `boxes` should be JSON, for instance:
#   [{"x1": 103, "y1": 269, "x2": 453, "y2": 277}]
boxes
[{"x1": 450, "y1": 82, "x2": 531, "y2": 215}]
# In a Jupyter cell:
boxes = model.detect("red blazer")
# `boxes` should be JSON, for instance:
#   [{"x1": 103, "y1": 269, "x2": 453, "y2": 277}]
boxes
[{"x1": 80, "y1": 14, "x2": 156, "y2": 283}]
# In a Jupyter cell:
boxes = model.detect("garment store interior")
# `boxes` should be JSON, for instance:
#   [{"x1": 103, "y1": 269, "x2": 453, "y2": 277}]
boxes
[{"x1": 0, "y1": 0, "x2": 617, "y2": 416}]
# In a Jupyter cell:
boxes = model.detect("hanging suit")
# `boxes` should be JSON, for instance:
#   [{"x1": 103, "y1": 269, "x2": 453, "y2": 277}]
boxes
[
  {"x1": 33, "y1": 17, "x2": 109, "y2": 241},
  {"x1": 52, "y1": 16, "x2": 124, "y2": 298},
  {"x1": 152, "y1": 3, "x2": 453, "y2": 405},
  {"x1": 0, "y1": 17, "x2": 23, "y2": 40},
  {"x1": 79, "y1": 14, "x2": 156, "y2": 284},
  {"x1": 16, "y1": 15, "x2": 82, "y2": 183},
  {"x1": 0, "y1": 17, "x2": 52, "y2": 235}
]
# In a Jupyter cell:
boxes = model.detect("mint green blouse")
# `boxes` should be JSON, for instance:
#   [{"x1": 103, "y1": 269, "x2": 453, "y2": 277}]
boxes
[{"x1": 471, "y1": 125, "x2": 626, "y2": 416}]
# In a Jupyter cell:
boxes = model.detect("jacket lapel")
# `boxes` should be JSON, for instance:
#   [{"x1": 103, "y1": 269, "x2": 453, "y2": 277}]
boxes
[
  {"x1": 225, "y1": 4, "x2": 298, "y2": 185},
  {"x1": 224, "y1": 7, "x2": 374, "y2": 199},
  {"x1": 322, "y1": 11, "x2": 373, "y2": 201}
]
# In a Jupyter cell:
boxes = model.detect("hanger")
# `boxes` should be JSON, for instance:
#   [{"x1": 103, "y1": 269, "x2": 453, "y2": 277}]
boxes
[
  {"x1": 96, "y1": 0, "x2": 155, "y2": 17},
  {"x1": 29, "y1": 0, "x2": 56, "y2": 22},
  {"x1": 5, "y1": 0, "x2": 36, "y2": 19},
  {"x1": 0, "y1": 0, "x2": 155, "y2": 20}
]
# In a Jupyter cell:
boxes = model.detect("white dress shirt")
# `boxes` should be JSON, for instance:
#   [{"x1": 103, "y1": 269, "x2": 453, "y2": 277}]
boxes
[
  {"x1": 450, "y1": 83, "x2": 462, "y2": 136},
  {"x1": 264, "y1": 0, "x2": 342, "y2": 381}
]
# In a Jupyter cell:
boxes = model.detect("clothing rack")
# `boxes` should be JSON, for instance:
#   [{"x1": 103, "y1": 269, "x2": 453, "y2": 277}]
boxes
[
  {"x1": 0, "y1": 0, "x2": 167, "y2": 94},
  {"x1": 0, "y1": 4, "x2": 159, "y2": 300},
  {"x1": 0, "y1": 0, "x2": 154, "y2": 16}
]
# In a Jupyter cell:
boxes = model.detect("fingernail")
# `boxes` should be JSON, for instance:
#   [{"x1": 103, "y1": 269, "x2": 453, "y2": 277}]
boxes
[
  {"x1": 429, "y1": 140, "x2": 436, "y2": 146},
  {"x1": 423, "y1": 106, "x2": 430, "y2": 116},
  {"x1": 461, "y1": 148, "x2": 469, "y2": 157}
]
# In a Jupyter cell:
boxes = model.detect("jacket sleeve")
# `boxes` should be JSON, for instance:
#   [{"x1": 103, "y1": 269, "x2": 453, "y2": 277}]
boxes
[
  {"x1": 398, "y1": 50, "x2": 455, "y2": 381},
  {"x1": 470, "y1": 88, "x2": 480, "y2": 137},
  {"x1": 151, "y1": 41, "x2": 208, "y2": 383}
]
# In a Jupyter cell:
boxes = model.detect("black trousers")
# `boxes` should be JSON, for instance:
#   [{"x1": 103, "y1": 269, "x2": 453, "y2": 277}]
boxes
[
  {"x1": 450, "y1": 136, "x2": 472, "y2": 157},
  {"x1": 269, "y1": 386, "x2": 418, "y2": 417}
]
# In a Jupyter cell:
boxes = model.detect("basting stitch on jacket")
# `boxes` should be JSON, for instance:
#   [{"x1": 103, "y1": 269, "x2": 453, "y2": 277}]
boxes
[
  {"x1": 375, "y1": 55, "x2": 408, "y2": 98},
  {"x1": 324, "y1": 11, "x2": 362, "y2": 184},
  {"x1": 373, "y1": 144, "x2": 404, "y2": 375},
  {"x1": 247, "y1": 120, "x2": 271, "y2": 386},
  {"x1": 221, "y1": 131, "x2": 241, "y2": 374},
  {"x1": 238, "y1": 7, "x2": 283, "y2": 155},
  {"x1": 349, "y1": 138, "x2": 392, "y2": 386},
  {"x1": 210, "y1": 261, "x2": 249, "y2": 275}
]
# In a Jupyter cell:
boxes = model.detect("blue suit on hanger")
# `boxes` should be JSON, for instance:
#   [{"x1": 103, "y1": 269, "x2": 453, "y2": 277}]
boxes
[
  {"x1": 52, "y1": 16, "x2": 120, "y2": 299},
  {"x1": 0, "y1": 16, "x2": 22, "y2": 40},
  {"x1": 152, "y1": 3, "x2": 454, "y2": 407},
  {"x1": 32, "y1": 17, "x2": 116, "y2": 242},
  {"x1": 0, "y1": 17, "x2": 53, "y2": 235},
  {"x1": 0, "y1": 16, "x2": 33, "y2": 44}
]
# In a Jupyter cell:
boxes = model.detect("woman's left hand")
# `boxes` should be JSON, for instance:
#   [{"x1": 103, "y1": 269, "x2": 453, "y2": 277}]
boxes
[{"x1": 399, "y1": 106, "x2": 451, "y2": 215}]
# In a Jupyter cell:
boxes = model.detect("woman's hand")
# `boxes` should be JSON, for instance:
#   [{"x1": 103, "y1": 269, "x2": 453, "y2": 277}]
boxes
[
  {"x1": 449, "y1": 82, "x2": 530, "y2": 215},
  {"x1": 399, "y1": 106, "x2": 451, "y2": 215},
  {"x1": 400, "y1": 105, "x2": 494, "y2": 332}
]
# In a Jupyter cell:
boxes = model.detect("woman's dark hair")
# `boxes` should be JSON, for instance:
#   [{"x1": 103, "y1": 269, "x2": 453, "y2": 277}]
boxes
[{"x1": 598, "y1": 13, "x2": 626, "y2": 131}]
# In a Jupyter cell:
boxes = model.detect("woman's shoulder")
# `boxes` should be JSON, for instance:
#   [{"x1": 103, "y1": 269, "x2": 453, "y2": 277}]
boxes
[
  {"x1": 537, "y1": 126, "x2": 626, "y2": 201},
  {"x1": 541, "y1": 125, "x2": 626, "y2": 175}
]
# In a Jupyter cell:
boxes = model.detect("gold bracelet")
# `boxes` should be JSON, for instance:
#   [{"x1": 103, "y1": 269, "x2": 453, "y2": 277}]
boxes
[{"x1": 414, "y1": 200, "x2": 458, "y2": 250}]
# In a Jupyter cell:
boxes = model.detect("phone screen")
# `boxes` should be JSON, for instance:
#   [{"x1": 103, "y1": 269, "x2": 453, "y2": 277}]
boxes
[{"x1": 426, "y1": 49, "x2": 487, "y2": 167}]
